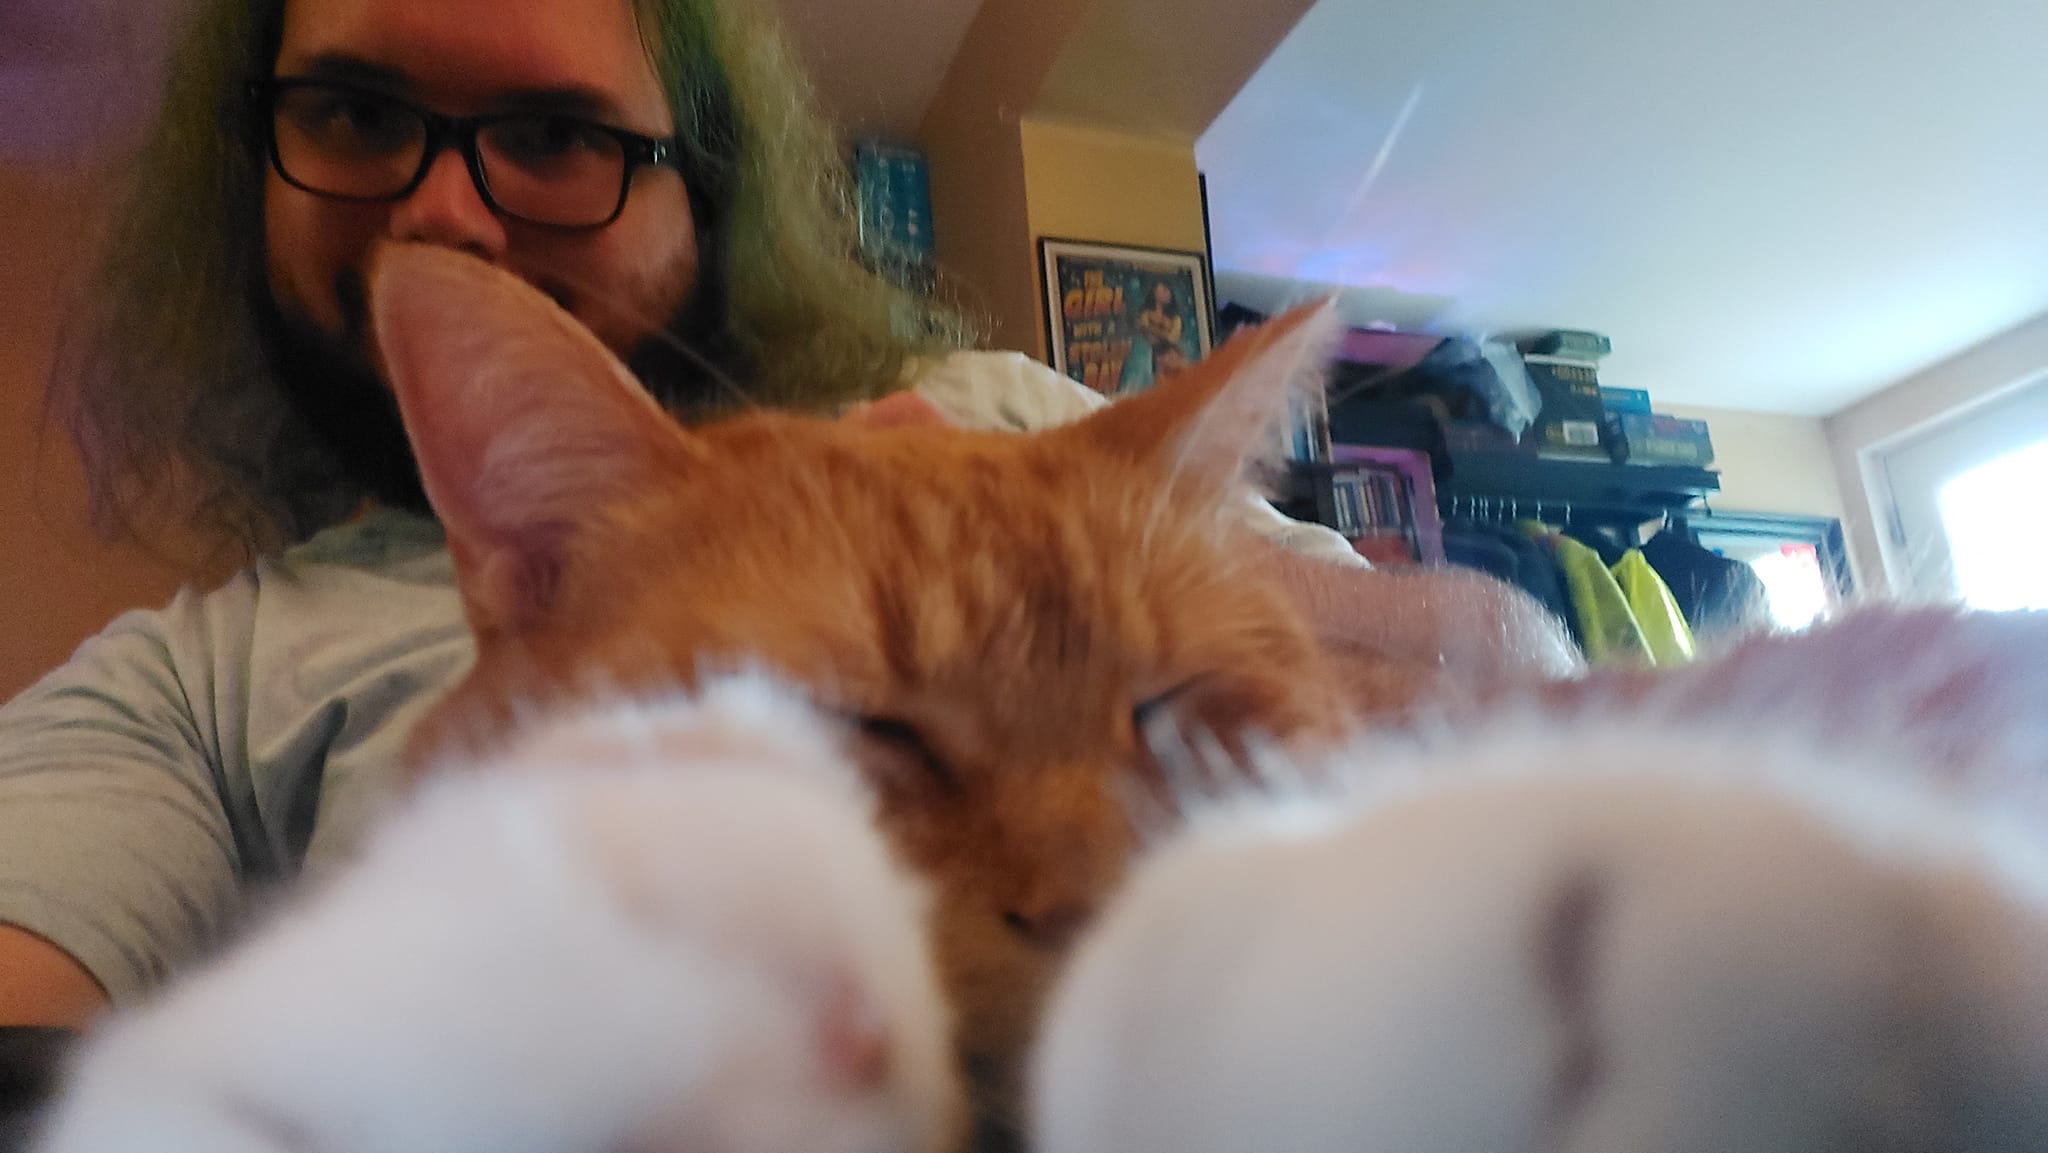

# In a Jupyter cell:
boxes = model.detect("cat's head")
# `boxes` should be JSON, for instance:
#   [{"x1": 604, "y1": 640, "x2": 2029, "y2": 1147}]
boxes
[{"x1": 369, "y1": 241, "x2": 1355, "y2": 1130}]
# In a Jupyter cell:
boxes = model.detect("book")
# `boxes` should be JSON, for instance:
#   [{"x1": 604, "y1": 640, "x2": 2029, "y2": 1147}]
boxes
[
  {"x1": 1600, "y1": 386, "x2": 1652, "y2": 414},
  {"x1": 1521, "y1": 355, "x2": 1607, "y2": 459},
  {"x1": 1324, "y1": 445, "x2": 1446, "y2": 565},
  {"x1": 1611, "y1": 412, "x2": 1715, "y2": 467},
  {"x1": 1521, "y1": 329, "x2": 1613, "y2": 360}
]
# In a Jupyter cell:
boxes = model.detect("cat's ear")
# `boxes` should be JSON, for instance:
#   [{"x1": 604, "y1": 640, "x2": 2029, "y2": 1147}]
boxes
[
  {"x1": 1072, "y1": 300, "x2": 1341, "y2": 501},
  {"x1": 368, "y1": 241, "x2": 701, "y2": 635}
]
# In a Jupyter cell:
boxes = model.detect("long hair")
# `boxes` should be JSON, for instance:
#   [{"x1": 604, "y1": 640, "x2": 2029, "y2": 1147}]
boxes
[{"x1": 50, "y1": 0, "x2": 975, "y2": 549}]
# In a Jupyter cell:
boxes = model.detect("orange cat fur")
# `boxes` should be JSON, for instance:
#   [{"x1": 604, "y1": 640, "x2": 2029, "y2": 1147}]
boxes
[{"x1": 368, "y1": 242, "x2": 1358, "y2": 1135}]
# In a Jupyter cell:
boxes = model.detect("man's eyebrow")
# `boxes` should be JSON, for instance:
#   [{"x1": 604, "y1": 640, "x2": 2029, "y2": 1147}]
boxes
[
  {"x1": 287, "y1": 54, "x2": 410, "y2": 90},
  {"x1": 491, "y1": 87, "x2": 623, "y2": 120},
  {"x1": 285, "y1": 54, "x2": 628, "y2": 120}
]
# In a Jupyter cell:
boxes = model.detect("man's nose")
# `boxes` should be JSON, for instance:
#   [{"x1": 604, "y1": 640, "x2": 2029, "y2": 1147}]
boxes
[{"x1": 386, "y1": 148, "x2": 507, "y2": 261}]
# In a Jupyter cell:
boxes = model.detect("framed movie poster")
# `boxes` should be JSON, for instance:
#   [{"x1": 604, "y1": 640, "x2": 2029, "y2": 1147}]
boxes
[{"x1": 1038, "y1": 238, "x2": 1215, "y2": 397}]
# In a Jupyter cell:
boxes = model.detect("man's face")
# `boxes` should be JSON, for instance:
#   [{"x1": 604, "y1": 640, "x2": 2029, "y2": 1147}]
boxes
[{"x1": 264, "y1": 0, "x2": 700, "y2": 363}]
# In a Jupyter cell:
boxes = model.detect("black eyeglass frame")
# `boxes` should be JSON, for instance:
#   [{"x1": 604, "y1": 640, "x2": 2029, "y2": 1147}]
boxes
[{"x1": 248, "y1": 77, "x2": 683, "y2": 231}]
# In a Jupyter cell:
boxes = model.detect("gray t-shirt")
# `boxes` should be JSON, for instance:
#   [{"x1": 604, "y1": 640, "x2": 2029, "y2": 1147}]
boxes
[
  {"x1": 0, "y1": 351, "x2": 1360, "y2": 1002},
  {"x1": 0, "y1": 510, "x2": 471, "y2": 1001}
]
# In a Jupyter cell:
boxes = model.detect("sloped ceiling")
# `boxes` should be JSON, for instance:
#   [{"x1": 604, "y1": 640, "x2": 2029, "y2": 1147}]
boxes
[
  {"x1": 770, "y1": 0, "x2": 987, "y2": 140},
  {"x1": 1196, "y1": 0, "x2": 2048, "y2": 415}
]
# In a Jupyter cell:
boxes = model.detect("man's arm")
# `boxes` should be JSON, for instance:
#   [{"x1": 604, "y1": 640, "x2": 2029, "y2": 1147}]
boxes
[
  {"x1": 0, "y1": 927, "x2": 104, "y2": 1027},
  {"x1": 0, "y1": 592, "x2": 248, "y2": 1019}
]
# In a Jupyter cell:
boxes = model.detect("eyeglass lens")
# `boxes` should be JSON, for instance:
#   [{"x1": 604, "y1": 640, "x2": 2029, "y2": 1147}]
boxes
[{"x1": 270, "y1": 85, "x2": 631, "y2": 228}]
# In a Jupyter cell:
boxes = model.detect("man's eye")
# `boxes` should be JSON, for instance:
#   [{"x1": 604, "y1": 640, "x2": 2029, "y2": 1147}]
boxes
[
  {"x1": 490, "y1": 116, "x2": 611, "y2": 164},
  {"x1": 290, "y1": 93, "x2": 412, "y2": 150},
  {"x1": 853, "y1": 715, "x2": 959, "y2": 791}
]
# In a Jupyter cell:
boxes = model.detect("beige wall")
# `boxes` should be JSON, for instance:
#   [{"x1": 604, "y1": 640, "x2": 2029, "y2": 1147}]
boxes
[
  {"x1": 1660, "y1": 403, "x2": 1847, "y2": 521},
  {"x1": 924, "y1": 117, "x2": 1211, "y2": 362},
  {"x1": 1823, "y1": 310, "x2": 2048, "y2": 596},
  {"x1": 1021, "y1": 120, "x2": 1206, "y2": 254},
  {"x1": 918, "y1": 0, "x2": 1092, "y2": 355},
  {"x1": 1018, "y1": 118, "x2": 1208, "y2": 360},
  {"x1": 921, "y1": 0, "x2": 1308, "y2": 361},
  {"x1": 0, "y1": 168, "x2": 201, "y2": 701},
  {"x1": 922, "y1": 105, "x2": 1037, "y2": 354}
]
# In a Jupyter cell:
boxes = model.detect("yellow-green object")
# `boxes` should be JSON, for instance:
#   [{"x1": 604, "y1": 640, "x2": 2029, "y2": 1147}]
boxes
[
  {"x1": 1612, "y1": 548, "x2": 1696, "y2": 665},
  {"x1": 1545, "y1": 532, "x2": 1652, "y2": 665}
]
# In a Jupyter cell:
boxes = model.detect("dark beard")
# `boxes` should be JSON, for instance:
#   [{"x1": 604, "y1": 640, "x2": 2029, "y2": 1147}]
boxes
[{"x1": 262, "y1": 268, "x2": 432, "y2": 517}]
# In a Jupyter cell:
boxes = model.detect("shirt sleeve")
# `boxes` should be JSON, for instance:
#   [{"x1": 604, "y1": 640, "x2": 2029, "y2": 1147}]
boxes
[
  {"x1": 0, "y1": 584, "x2": 249, "y2": 1004},
  {"x1": 909, "y1": 350, "x2": 1369, "y2": 568}
]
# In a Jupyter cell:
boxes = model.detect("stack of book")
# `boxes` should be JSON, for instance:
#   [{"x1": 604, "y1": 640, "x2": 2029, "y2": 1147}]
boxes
[
  {"x1": 1596, "y1": 380, "x2": 1717, "y2": 467},
  {"x1": 1517, "y1": 329, "x2": 1613, "y2": 463},
  {"x1": 1327, "y1": 467, "x2": 1411, "y2": 541},
  {"x1": 1321, "y1": 445, "x2": 1446, "y2": 566},
  {"x1": 1610, "y1": 411, "x2": 1716, "y2": 467}
]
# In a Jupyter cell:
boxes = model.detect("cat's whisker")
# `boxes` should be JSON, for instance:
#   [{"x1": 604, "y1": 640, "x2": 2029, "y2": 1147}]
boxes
[
  {"x1": 535, "y1": 267, "x2": 760, "y2": 416},
  {"x1": 539, "y1": 261, "x2": 951, "y2": 454},
  {"x1": 641, "y1": 329, "x2": 758, "y2": 414}
]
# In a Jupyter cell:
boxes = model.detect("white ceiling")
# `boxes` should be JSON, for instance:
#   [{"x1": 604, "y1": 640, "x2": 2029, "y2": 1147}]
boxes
[
  {"x1": 1198, "y1": 0, "x2": 2048, "y2": 415},
  {"x1": 769, "y1": 0, "x2": 986, "y2": 140}
]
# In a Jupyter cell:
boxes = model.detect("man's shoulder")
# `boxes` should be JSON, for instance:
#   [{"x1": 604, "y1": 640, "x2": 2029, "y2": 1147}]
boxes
[
  {"x1": 245, "y1": 508, "x2": 468, "y2": 697},
  {"x1": 275, "y1": 507, "x2": 449, "y2": 574},
  {"x1": 28, "y1": 508, "x2": 463, "y2": 718}
]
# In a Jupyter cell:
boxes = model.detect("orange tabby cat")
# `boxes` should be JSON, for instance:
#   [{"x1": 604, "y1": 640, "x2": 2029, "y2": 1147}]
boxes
[{"x1": 367, "y1": 241, "x2": 1357, "y2": 1137}]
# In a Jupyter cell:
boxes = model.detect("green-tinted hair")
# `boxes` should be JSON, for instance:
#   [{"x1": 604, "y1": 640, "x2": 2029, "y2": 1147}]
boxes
[{"x1": 54, "y1": 0, "x2": 974, "y2": 549}]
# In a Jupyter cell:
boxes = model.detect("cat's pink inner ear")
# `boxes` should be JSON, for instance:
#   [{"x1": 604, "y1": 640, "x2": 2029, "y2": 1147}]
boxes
[
  {"x1": 368, "y1": 242, "x2": 699, "y2": 632},
  {"x1": 1075, "y1": 299, "x2": 1342, "y2": 496}
]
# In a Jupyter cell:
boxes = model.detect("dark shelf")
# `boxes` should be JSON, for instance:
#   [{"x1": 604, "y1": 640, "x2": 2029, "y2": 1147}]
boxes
[{"x1": 1436, "y1": 451, "x2": 1719, "y2": 528}]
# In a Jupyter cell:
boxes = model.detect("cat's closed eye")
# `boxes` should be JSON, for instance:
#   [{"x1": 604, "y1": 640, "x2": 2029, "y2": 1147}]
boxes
[
  {"x1": 1131, "y1": 691, "x2": 1178, "y2": 739},
  {"x1": 854, "y1": 715, "x2": 961, "y2": 793},
  {"x1": 1131, "y1": 681, "x2": 1212, "y2": 788},
  {"x1": 1133, "y1": 676, "x2": 1249, "y2": 749},
  {"x1": 1131, "y1": 675, "x2": 1288, "y2": 800}
]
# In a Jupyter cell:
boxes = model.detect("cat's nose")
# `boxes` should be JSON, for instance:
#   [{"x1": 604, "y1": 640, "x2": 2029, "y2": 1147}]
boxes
[{"x1": 1003, "y1": 903, "x2": 1092, "y2": 950}]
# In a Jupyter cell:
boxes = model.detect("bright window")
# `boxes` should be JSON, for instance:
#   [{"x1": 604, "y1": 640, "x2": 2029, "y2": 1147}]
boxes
[
  {"x1": 1748, "y1": 543, "x2": 1831, "y2": 630},
  {"x1": 1937, "y1": 439, "x2": 2048, "y2": 611}
]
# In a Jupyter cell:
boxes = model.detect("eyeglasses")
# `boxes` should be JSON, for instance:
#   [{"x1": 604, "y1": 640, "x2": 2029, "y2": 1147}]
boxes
[{"x1": 252, "y1": 78, "x2": 681, "y2": 231}]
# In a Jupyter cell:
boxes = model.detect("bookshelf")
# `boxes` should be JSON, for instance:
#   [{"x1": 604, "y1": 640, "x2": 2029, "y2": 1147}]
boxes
[
  {"x1": 1284, "y1": 449, "x2": 1720, "y2": 563},
  {"x1": 1282, "y1": 446, "x2": 1444, "y2": 566},
  {"x1": 1436, "y1": 452, "x2": 1719, "y2": 536}
]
